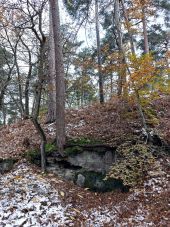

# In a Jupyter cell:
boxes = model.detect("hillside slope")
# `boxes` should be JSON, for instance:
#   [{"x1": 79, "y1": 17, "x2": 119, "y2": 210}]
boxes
[
  {"x1": 0, "y1": 96, "x2": 169, "y2": 159},
  {"x1": 0, "y1": 97, "x2": 169, "y2": 226}
]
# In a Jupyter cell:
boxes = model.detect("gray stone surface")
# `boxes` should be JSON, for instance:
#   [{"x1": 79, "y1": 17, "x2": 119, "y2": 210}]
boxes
[
  {"x1": 30, "y1": 146, "x2": 118, "y2": 191},
  {"x1": 76, "y1": 174, "x2": 85, "y2": 187},
  {"x1": 67, "y1": 150, "x2": 115, "y2": 173},
  {"x1": 64, "y1": 169, "x2": 76, "y2": 181},
  {"x1": 0, "y1": 159, "x2": 15, "y2": 174}
]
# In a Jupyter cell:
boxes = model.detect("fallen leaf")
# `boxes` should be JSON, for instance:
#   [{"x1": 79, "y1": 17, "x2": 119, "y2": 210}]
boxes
[
  {"x1": 72, "y1": 208, "x2": 81, "y2": 214},
  {"x1": 60, "y1": 191, "x2": 65, "y2": 197},
  {"x1": 77, "y1": 194, "x2": 83, "y2": 198}
]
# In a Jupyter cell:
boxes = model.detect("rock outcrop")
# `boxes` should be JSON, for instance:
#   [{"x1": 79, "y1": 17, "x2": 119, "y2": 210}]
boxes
[{"x1": 0, "y1": 159, "x2": 16, "y2": 174}]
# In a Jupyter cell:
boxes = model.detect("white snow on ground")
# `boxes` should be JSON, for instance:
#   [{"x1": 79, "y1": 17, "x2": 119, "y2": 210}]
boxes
[
  {"x1": 0, "y1": 162, "x2": 75, "y2": 227},
  {"x1": 0, "y1": 159, "x2": 169, "y2": 227}
]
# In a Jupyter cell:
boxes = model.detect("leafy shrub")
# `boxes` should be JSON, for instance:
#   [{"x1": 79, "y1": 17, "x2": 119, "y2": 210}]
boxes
[{"x1": 106, "y1": 144, "x2": 155, "y2": 186}]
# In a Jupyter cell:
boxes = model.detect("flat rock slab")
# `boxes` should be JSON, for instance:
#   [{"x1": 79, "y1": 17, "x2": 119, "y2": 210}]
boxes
[{"x1": 67, "y1": 150, "x2": 115, "y2": 172}]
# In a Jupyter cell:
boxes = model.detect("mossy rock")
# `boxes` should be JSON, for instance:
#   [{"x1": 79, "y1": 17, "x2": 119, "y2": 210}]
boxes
[
  {"x1": 25, "y1": 143, "x2": 57, "y2": 165},
  {"x1": 67, "y1": 137, "x2": 102, "y2": 146},
  {"x1": 65, "y1": 137, "x2": 105, "y2": 155},
  {"x1": 65, "y1": 146, "x2": 84, "y2": 156}
]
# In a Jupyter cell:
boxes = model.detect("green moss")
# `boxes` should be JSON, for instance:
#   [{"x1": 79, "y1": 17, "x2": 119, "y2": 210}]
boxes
[
  {"x1": 45, "y1": 143, "x2": 56, "y2": 154},
  {"x1": 65, "y1": 146, "x2": 83, "y2": 155},
  {"x1": 65, "y1": 137, "x2": 102, "y2": 155},
  {"x1": 67, "y1": 137, "x2": 101, "y2": 146},
  {"x1": 25, "y1": 143, "x2": 56, "y2": 163},
  {"x1": 106, "y1": 144, "x2": 156, "y2": 187}
]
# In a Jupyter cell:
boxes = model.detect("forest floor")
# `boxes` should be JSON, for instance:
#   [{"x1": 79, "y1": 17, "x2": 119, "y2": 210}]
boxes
[
  {"x1": 0, "y1": 157, "x2": 169, "y2": 227},
  {"x1": 0, "y1": 97, "x2": 170, "y2": 226}
]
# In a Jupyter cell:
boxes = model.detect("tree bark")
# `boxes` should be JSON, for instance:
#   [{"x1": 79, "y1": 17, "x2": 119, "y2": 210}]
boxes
[
  {"x1": 142, "y1": 6, "x2": 149, "y2": 54},
  {"x1": 120, "y1": 0, "x2": 135, "y2": 54},
  {"x1": 32, "y1": 44, "x2": 45, "y2": 119},
  {"x1": 15, "y1": 55, "x2": 25, "y2": 117},
  {"x1": 46, "y1": 11, "x2": 56, "y2": 123},
  {"x1": 20, "y1": 37, "x2": 33, "y2": 118},
  {"x1": 113, "y1": 0, "x2": 127, "y2": 97},
  {"x1": 31, "y1": 117, "x2": 47, "y2": 172},
  {"x1": 49, "y1": 0, "x2": 66, "y2": 156},
  {"x1": 95, "y1": 0, "x2": 104, "y2": 103}
]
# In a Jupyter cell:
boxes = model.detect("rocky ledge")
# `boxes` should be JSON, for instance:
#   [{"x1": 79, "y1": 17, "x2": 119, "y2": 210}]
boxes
[{"x1": 26, "y1": 144, "x2": 129, "y2": 192}]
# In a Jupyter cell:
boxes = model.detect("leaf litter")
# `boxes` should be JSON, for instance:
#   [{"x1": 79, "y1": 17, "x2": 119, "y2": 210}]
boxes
[
  {"x1": 0, "y1": 157, "x2": 169, "y2": 226},
  {"x1": 0, "y1": 97, "x2": 169, "y2": 226}
]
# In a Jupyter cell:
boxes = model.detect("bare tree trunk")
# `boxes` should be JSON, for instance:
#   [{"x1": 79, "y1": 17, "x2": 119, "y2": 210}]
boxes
[
  {"x1": 49, "y1": 0, "x2": 66, "y2": 156},
  {"x1": 46, "y1": 11, "x2": 56, "y2": 123},
  {"x1": 95, "y1": 0, "x2": 104, "y2": 103},
  {"x1": 31, "y1": 117, "x2": 47, "y2": 172},
  {"x1": 2, "y1": 99, "x2": 6, "y2": 125},
  {"x1": 31, "y1": 42, "x2": 47, "y2": 172},
  {"x1": 32, "y1": 44, "x2": 46, "y2": 119},
  {"x1": 113, "y1": 0, "x2": 127, "y2": 96},
  {"x1": 135, "y1": 89, "x2": 151, "y2": 142},
  {"x1": 120, "y1": 0, "x2": 135, "y2": 54},
  {"x1": 20, "y1": 37, "x2": 33, "y2": 118},
  {"x1": 142, "y1": 6, "x2": 149, "y2": 54},
  {"x1": 15, "y1": 56, "x2": 25, "y2": 117}
]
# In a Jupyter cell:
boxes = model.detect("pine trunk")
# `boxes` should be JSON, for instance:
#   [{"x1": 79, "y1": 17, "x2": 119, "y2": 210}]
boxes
[
  {"x1": 49, "y1": 0, "x2": 66, "y2": 156},
  {"x1": 114, "y1": 0, "x2": 127, "y2": 96},
  {"x1": 120, "y1": 0, "x2": 135, "y2": 54},
  {"x1": 95, "y1": 0, "x2": 104, "y2": 103},
  {"x1": 46, "y1": 11, "x2": 56, "y2": 123},
  {"x1": 142, "y1": 6, "x2": 149, "y2": 54}
]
